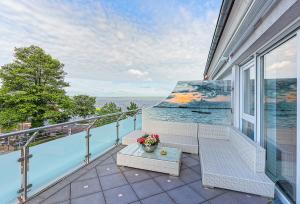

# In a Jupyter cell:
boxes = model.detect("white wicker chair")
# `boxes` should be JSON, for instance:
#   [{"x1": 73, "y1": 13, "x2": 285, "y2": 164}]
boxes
[{"x1": 198, "y1": 124, "x2": 274, "y2": 198}]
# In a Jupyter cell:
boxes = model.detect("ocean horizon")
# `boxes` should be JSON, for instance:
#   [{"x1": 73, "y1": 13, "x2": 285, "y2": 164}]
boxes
[{"x1": 95, "y1": 96, "x2": 165, "y2": 110}]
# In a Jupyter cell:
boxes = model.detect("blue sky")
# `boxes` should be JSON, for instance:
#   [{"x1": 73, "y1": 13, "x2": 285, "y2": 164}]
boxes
[{"x1": 0, "y1": 0, "x2": 221, "y2": 97}]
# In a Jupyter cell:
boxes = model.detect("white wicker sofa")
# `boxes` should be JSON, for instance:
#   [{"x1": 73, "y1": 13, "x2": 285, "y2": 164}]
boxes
[
  {"x1": 198, "y1": 124, "x2": 274, "y2": 198},
  {"x1": 122, "y1": 119, "x2": 275, "y2": 198},
  {"x1": 122, "y1": 119, "x2": 198, "y2": 154}
]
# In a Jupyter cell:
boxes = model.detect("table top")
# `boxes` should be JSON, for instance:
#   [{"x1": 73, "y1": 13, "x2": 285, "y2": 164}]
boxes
[{"x1": 119, "y1": 143, "x2": 181, "y2": 162}]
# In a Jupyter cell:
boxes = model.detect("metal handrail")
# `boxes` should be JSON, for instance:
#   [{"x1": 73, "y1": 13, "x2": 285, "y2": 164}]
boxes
[
  {"x1": 0, "y1": 109, "x2": 142, "y2": 139},
  {"x1": 4, "y1": 108, "x2": 142, "y2": 203}
]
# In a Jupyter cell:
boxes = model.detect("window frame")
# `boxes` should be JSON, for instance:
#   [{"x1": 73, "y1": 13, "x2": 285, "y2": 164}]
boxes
[{"x1": 239, "y1": 59, "x2": 256, "y2": 141}]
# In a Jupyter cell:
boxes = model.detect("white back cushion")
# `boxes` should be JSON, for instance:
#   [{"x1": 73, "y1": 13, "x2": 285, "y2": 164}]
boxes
[
  {"x1": 142, "y1": 118, "x2": 198, "y2": 137},
  {"x1": 229, "y1": 127, "x2": 266, "y2": 172}
]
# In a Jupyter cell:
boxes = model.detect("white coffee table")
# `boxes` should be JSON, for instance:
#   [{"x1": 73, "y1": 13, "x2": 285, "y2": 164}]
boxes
[{"x1": 117, "y1": 144, "x2": 182, "y2": 176}]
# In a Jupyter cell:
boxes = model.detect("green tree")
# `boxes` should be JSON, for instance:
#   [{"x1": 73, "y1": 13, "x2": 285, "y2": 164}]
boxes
[
  {"x1": 0, "y1": 45, "x2": 71, "y2": 129},
  {"x1": 126, "y1": 102, "x2": 139, "y2": 116},
  {"x1": 95, "y1": 102, "x2": 122, "y2": 126},
  {"x1": 72, "y1": 95, "x2": 96, "y2": 118}
]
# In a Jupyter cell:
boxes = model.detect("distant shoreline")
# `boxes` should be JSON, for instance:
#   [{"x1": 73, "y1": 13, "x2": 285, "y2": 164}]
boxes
[{"x1": 95, "y1": 96, "x2": 164, "y2": 109}]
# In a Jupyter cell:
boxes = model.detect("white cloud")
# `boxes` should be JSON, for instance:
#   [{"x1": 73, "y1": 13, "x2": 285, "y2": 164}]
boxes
[
  {"x1": 127, "y1": 69, "x2": 152, "y2": 81},
  {"x1": 0, "y1": 0, "x2": 220, "y2": 96},
  {"x1": 128, "y1": 69, "x2": 148, "y2": 77}
]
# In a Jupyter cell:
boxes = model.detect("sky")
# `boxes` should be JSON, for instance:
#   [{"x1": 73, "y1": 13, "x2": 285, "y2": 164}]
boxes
[{"x1": 0, "y1": 0, "x2": 221, "y2": 97}]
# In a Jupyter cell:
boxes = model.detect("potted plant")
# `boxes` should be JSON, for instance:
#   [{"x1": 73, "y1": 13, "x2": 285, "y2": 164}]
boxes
[{"x1": 137, "y1": 134, "x2": 160, "y2": 153}]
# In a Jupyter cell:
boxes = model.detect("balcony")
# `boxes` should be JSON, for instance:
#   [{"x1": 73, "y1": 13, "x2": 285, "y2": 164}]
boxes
[
  {"x1": 0, "y1": 80, "x2": 278, "y2": 204},
  {"x1": 26, "y1": 144, "x2": 272, "y2": 204}
]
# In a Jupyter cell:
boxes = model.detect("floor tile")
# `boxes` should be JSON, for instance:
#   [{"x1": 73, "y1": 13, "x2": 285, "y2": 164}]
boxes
[
  {"x1": 182, "y1": 153, "x2": 190, "y2": 158},
  {"x1": 179, "y1": 168, "x2": 201, "y2": 184},
  {"x1": 224, "y1": 191, "x2": 270, "y2": 204},
  {"x1": 167, "y1": 185, "x2": 205, "y2": 204},
  {"x1": 100, "y1": 173, "x2": 128, "y2": 190},
  {"x1": 112, "y1": 153, "x2": 117, "y2": 161},
  {"x1": 189, "y1": 154, "x2": 200, "y2": 160},
  {"x1": 181, "y1": 163, "x2": 189, "y2": 170},
  {"x1": 141, "y1": 193, "x2": 176, "y2": 204},
  {"x1": 71, "y1": 178, "x2": 101, "y2": 198},
  {"x1": 188, "y1": 180, "x2": 224, "y2": 199},
  {"x1": 55, "y1": 201, "x2": 70, "y2": 204},
  {"x1": 103, "y1": 185, "x2": 138, "y2": 204},
  {"x1": 208, "y1": 193, "x2": 241, "y2": 204},
  {"x1": 75, "y1": 168, "x2": 98, "y2": 182},
  {"x1": 42, "y1": 185, "x2": 70, "y2": 204},
  {"x1": 182, "y1": 157, "x2": 199, "y2": 167},
  {"x1": 147, "y1": 170, "x2": 165, "y2": 178},
  {"x1": 101, "y1": 156, "x2": 115, "y2": 165},
  {"x1": 190, "y1": 165, "x2": 201, "y2": 175},
  {"x1": 118, "y1": 165, "x2": 135, "y2": 172},
  {"x1": 154, "y1": 175, "x2": 185, "y2": 191},
  {"x1": 123, "y1": 169, "x2": 151, "y2": 183},
  {"x1": 97, "y1": 163, "x2": 121, "y2": 176},
  {"x1": 130, "y1": 202, "x2": 142, "y2": 204},
  {"x1": 71, "y1": 192, "x2": 105, "y2": 204},
  {"x1": 131, "y1": 179, "x2": 163, "y2": 199}
]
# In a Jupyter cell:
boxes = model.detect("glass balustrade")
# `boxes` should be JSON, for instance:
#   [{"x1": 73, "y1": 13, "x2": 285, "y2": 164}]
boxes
[{"x1": 0, "y1": 111, "x2": 141, "y2": 204}]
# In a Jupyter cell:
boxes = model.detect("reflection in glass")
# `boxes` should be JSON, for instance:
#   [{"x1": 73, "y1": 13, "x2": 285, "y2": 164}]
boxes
[
  {"x1": 242, "y1": 119, "x2": 254, "y2": 140},
  {"x1": 146, "y1": 80, "x2": 232, "y2": 125},
  {"x1": 263, "y1": 37, "x2": 297, "y2": 202},
  {"x1": 243, "y1": 66, "x2": 255, "y2": 116}
]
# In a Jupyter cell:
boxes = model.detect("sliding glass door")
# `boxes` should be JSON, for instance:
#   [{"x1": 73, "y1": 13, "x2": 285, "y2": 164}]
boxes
[{"x1": 263, "y1": 37, "x2": 297, "y2": 203}]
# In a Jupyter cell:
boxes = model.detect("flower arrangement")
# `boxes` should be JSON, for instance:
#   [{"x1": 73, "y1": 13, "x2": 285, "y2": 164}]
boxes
[
  {"x1": 137, "y1": 134, "x2": 160, "y2": 153},
  {"x1": 137, "y1": 134, "x2": 160, "y2": 146}
]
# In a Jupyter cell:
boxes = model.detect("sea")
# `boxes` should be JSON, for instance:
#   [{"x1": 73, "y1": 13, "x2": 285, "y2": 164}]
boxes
[{"x1": 96, "y1": 97, "x2": 164, "y2": 110}]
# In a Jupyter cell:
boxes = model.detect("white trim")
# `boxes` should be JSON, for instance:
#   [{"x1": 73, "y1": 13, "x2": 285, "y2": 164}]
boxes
[
  {"x1": 233, "y1": 65, "x2": 240, "y2": 129},
  {"x1": 296, "y1": 29, "x2": 300, "y2": 204},
  {"x1": 256, "y1": 16, "x2": 300, "y2": 55},
  {"x1": 255, "y1": 54, "x2": 262, "y2": 145},
  {"x1": 239, "y1": 59, "x2": 256, "y2": 140}
]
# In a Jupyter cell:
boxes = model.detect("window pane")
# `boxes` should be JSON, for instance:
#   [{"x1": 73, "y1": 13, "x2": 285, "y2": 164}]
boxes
[
  {"x1": 264, "y1": 37, "x2": 297, "y2": 202},
  {"x1": 242, "y1": 119, "x2": 254, "y2": 140},
  {"x1": 243, "y1": 66, "x2": 255, "y2": 115}
]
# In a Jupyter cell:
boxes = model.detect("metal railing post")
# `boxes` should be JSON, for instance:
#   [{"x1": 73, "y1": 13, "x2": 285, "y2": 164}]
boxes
[
  {"x1": 116, "y1": 112, "x2": 126, "y2": 145},
  {"x1": 18, "y1": 131, "x2": 38, "y2": 203},
  {"x1": 116, "y1": 120, "x2": 120, "y2": 145},
  {"x1": 85, "y1": 128, "x2": 91, "y2": 164},
  {"x1": 85, "y1": 120, "x2": 97, "y2": 164},
  {"x1": 133, "y1": 114, "x2": 137, "y2": 130}
]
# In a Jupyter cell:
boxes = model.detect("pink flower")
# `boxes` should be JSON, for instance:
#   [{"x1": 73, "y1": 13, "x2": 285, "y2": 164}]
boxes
[{"x1": 137, "y1": 137, "x2": 145, "y2": 144}]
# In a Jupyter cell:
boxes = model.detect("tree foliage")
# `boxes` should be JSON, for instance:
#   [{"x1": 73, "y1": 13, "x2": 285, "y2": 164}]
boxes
[
  {"x1": 72, "y1": 95, "x2": 96, "y2": 118},
  {"x1": 126, "y1": 102, "x2": 139, "y2": 116},
  {"x1": 95, "y1": 102, "x2": 122, "y2": 126},
  {"x1": 0, "y1": 45, "x2": 71, "y2": 128}
]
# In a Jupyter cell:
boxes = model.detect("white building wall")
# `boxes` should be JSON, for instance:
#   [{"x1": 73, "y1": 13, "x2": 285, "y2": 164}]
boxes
[{"x1": 205, "y1": 1, "x2": 300, "y2": 203}]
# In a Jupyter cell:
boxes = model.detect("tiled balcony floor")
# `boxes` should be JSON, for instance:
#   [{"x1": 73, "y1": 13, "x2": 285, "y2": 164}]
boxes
[{"x1": 27, "y1": 145, "x2": 273, "y2": 204}]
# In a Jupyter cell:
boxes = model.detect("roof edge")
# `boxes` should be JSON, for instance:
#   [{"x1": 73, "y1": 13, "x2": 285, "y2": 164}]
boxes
[{"x1": 203, "y1": 0, "x2": 234, "y2": 78}]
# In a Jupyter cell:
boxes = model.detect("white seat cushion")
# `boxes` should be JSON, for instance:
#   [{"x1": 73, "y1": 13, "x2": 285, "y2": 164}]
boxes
[
  {"x1": 159, "y1": 134, "x2": 198, "y2": 154},
  {"x1": 199, "y1": 138, "x2": 274, "y2": 198}
]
